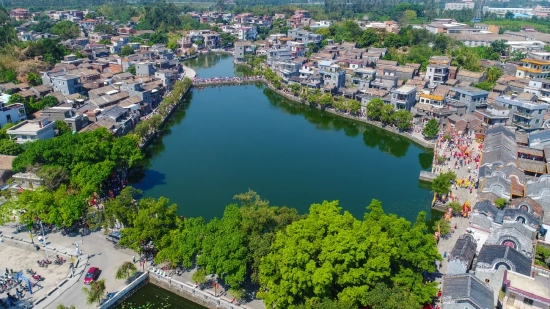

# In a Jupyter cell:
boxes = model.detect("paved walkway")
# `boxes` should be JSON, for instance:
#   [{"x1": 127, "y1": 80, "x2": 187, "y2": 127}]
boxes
[
  {"x1": 431, "y1": 133, "x2": 481, "y2": 304},
  {"x1": 0, "y1": 225, "x2": 134, "y2": 308},
  {"x1": 182, "y1": 65, "x2": 196, "y2": 79}
]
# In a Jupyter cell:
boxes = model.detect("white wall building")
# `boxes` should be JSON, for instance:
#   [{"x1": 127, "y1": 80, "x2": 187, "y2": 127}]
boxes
[
  {"x1": 7, "y1": 117, "x2": 55, "y2": 144},
  {"x1": 444, "y1": 1, "x2": 475, "y2": 11}
]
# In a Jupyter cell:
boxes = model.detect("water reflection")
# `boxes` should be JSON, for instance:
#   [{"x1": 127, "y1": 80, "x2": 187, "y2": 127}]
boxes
[
  {"x1": 185, "y1": 53, "x2": 232, "y2": 69},
  {"x1": 262, "y1": 87, "x2": 419, "y2": 159}
]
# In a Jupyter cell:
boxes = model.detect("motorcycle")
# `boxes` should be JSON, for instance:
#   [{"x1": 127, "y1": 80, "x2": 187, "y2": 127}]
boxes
[{"x1": 32, "y1": 274, "x2": 44, "y2": 281}]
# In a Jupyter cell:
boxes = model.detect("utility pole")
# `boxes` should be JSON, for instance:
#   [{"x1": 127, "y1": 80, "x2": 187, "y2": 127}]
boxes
[{"x1": 37, "y1": 220, "x2": 49, "y2": 259}]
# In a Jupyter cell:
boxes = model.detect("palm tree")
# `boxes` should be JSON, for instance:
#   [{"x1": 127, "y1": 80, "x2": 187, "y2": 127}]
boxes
[
  {"x1": 82, "y1": 278, "x2": 106, "y2": 306},
  {"x1": 115, "y1": 261, "x2": 138, "y2": 280}
]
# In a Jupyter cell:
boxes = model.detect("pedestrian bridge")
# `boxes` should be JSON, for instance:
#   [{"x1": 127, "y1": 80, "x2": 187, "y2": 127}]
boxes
[{"x1": 192, "y1": 76, "x2": 265, "y2": 87}]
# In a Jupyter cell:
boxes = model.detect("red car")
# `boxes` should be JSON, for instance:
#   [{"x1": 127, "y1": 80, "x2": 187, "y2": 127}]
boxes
[{"x1": 84, "y1": 267, "x2": 100, "y2": 285}]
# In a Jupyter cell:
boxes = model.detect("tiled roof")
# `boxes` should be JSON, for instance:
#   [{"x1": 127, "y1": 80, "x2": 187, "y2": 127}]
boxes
[
  {"x1": 525, "y1": 176, "x2": 550, "y2": 199},
  {"x1": 481, "y1": 148, "x2": 517, "y2": 167},
  {"x1": 509, "y1": 197, "x2": 543, "y2": 218},
  {"x1": 492, "y1": 164, "x2": 526, "y2": 184},
  {"x1": 487, "y1": 220, "x2": 536, "y2": 257},
  {"x1": 476, "y1": 245, "x2": 532, "y2": 276},
  {"x1": 448, "y1": 235, "x2": 477, "y2": 274},
  {"x1": 441, "y1": 274, "x2": 494, "y2": 309},
  {"x1": 481, "y1": 175, "x2": 511, "y2": 197}
]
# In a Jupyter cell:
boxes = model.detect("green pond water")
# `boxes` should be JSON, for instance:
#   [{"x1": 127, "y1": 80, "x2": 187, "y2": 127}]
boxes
[
  {"x1": 116, "y1": 283, "x2": 207, "y2": 308},
  {"x1": 133, "y1": 53, "x2": 434, "y2": 223}
]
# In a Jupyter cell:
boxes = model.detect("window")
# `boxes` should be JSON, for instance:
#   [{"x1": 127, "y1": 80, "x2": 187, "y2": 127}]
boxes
[
  {"x1": 523, "y1": 298, "x2": 534, "y2": 305},
  {"x1": 509, "y1": 105, "x2": 512, "y2": 109},
  {"x1": 539, "y1": 110, "x2": 543, "y2": 114},
  {"x1": 536, "y1": 119, "x2": 540, "y2": 124}
]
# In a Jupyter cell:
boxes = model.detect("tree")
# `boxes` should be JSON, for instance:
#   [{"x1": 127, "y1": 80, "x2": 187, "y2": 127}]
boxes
[
  {"x1": 54, "y1": 120, "x2": 72, "y2": 136},
  {"x1": 219, "y1": 32, "x2": 236, "y2": 47},
  {"x1": 423, "y1": 118, "x2": 439, "y2": 139},
  {"x1": 127, "y1": 65, "x2": 136, "y2": 75},
  {"x1": 319, "y1": 93, "x2": 333, "y2": 109},
  {"x1": 119, "y1": 196, "x2": 180, "y2": 251},
  {"x1": 432, "y1": 171, "x2": 456, "y2": 195},
  {"x1": 495, "y1": 198, "x2": 508, "y2": 209},
  {"x1": 473, "y1": 82, "x2": 493, "y2": 92},
  {"x1": 0, "y1": 139, "x2": 23, "y2": 155},
  {"x1": 433, "y1": 219, "x2": 451, "y2": 236},
  {"x1": 121, "y1": 45, "x2": 135, "y2": 57},
  {"x1": 366, "y1": 97, "x2": 384, "y2": 120},
  {"x1": 448, "y1": 201, "x2": 462, "y2": 214},
  {"x1": 358, "y1": 28, "x2": 379, "y2": 48},
  {"x1": 27, "y1": 72, "x2": 42, "y2": 86},
  {"x1": 98, "y1": 39, "x2": 111, "y2": 45},
  {"x1": 0, "y1": 6, "x2": 16, "y2": 49},
  {"x1": 93, "y1": 24, "x2": 117, "y2": 35},
  {"x1": 82, "y1": 278, "x2": 106, "y2": 305},
  {"x1": 192, "y1": 268, "x2": 208, "y2": 286},
  {"x1": 148, "y1": 114, "x2": 163, "y2": 130},
  {"x1": 347, "y1": 99, "x2": 361, "y2": 114},
  {"x1": 391, "y1": 109, "x2": 413, "y2": 131},
  {"x1": 115, "y1": 261, "x2": 138, "y2": 280},
  {"x1": 486, "y1": 66, "x2": 504, "y2": 84},
  {"x1": 505, "y1": 11, "x2": 515, "y2": 20},
  {"x1": 51, "y1": 21, "x2": 80, "y2": 40},
  {"x1": 290, "y1": 83, "x2": 301, "y2": 96},
  {"x1": 198, "y1": 205, "x2": 248, "y2": 288},
  {"x1": 332, "y1": 96, "x2": 346, "y2": 111},
  {"x1": 491, "y1": 39, "x2": 508, "y2": 56},
  {"x1": 132, "y1": 121, "x2": 149, "y2": 139},
  {"x1": 0, "y1": 70, "x2": 17, "y2": 83},
  {"x1": 258, "y1": 199, "x2": 439, "y2": 309},
  {"x1": 228, "y1": 287, "x2": 245, "y2": 303},
  {"x1": 380, "y1": 104, "x2": 394, "y2": 124}
]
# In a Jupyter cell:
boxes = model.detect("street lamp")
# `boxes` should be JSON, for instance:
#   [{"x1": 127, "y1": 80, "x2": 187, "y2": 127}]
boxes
[{"x1": 36, "y1": 219, "x2": 49, "y2": 259}]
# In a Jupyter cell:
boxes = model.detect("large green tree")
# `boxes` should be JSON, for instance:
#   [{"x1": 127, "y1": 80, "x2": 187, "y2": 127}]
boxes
[
  {"x1": 119, "y1": 196, "x2": 180, "y2": 251},
  {"x1": 198, "y1": 204, "x2": 248, "y2": 288},
  {"x1": 366, "y1": 98, "x2": 384, "y2": 120},
  {"x1": 258, "y1": 199, "x2": 439, "y2": 308},
  {"x1": 391, "y1": 109, "x2": 413, "y2": 131},
  {"x1": 51, "y1": 21, "x2": 81, "y2": 40},
  {"x1": 423, "y1": 118, "x2": 439, "y2": 139}
]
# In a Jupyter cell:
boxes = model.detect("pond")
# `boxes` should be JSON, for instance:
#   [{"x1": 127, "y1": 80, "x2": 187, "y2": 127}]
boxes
[{"x1": 133, "y1": 53, "x2": 434, "y2": 223}]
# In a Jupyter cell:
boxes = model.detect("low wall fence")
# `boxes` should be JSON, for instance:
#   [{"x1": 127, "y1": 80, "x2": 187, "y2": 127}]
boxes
[
  {"x1": 98, "y1": 271, "x2": 149, "y2": 309},
  {"x1": 149, "y1": 271, "x2": 252, "y2": 309}
]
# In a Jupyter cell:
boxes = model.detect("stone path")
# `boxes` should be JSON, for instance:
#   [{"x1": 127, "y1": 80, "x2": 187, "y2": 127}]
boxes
[{"x1": 431, "y1": 133, "x2": 482, "y2": 305}]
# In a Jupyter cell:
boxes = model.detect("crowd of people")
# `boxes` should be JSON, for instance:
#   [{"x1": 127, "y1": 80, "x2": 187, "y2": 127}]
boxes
[{"x1": 89, "y1": 169, "x2": 129, "y2": 207}]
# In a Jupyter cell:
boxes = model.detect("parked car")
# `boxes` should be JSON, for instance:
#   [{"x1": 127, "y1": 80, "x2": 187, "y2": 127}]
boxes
[
  {"x1": 84, "y1": 267, "x2": 100, "y2": 284},
  {"x1": 106, "y1": 231, "x2": 121, "y2": 243}
]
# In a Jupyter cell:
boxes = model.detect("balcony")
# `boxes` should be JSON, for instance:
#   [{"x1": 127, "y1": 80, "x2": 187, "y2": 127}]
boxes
[
  {"x1": 518, "y1": 66, "x2": 542, "y2": 73},
  {"x1": 515, "y1": 111, "x2": 533, "y2": 119},
  {"x1": 513, "y1": 120, "x2": 531, "y2": 128}
]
